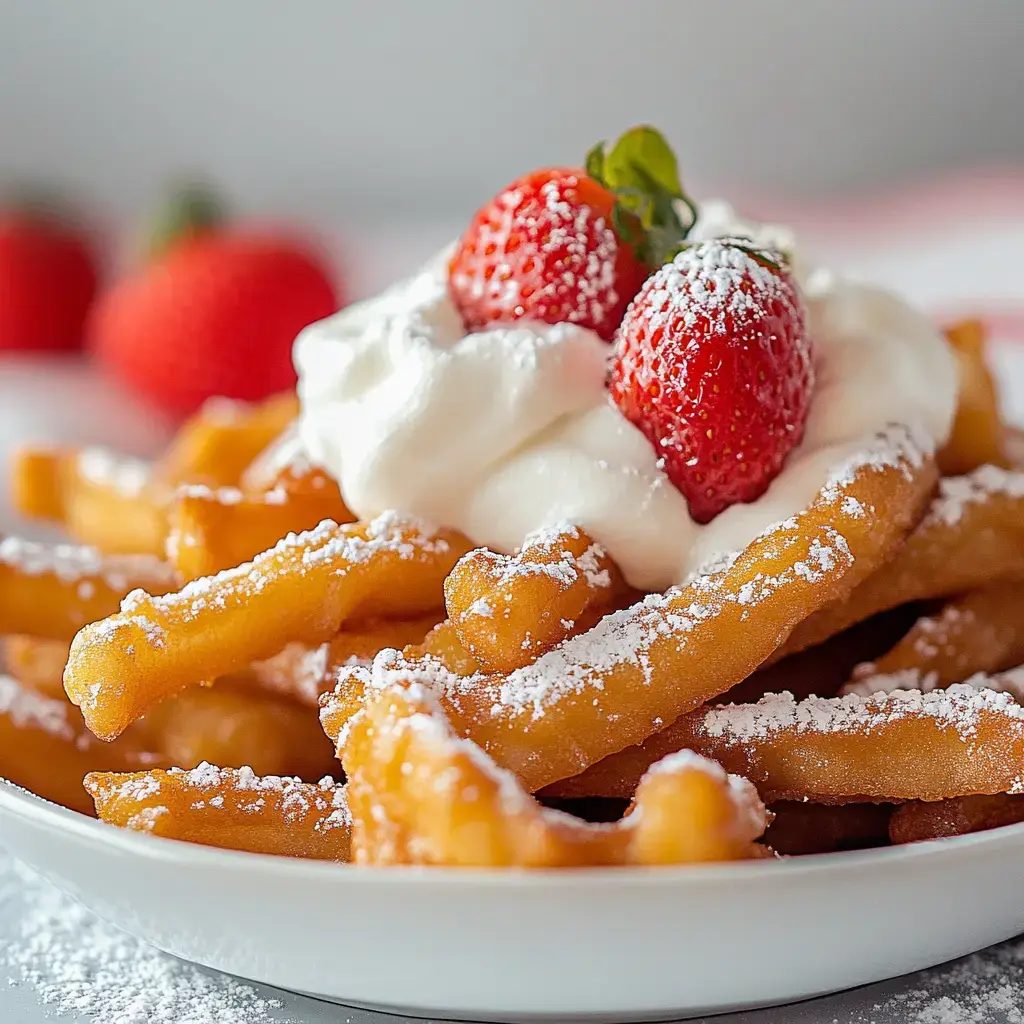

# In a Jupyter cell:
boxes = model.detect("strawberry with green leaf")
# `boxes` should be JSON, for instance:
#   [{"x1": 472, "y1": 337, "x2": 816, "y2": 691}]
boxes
[{"x1": 448, "y1": 126, "x2": 696, "y2": 342}]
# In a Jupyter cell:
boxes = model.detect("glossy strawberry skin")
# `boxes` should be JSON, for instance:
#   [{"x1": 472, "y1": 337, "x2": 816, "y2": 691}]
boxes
[
  {"x1": 610, "y1": 239, "x2": 814, "y2": 523},
  {"x1": 448, "y1": 168, "x2": 649, "y2": 342}
]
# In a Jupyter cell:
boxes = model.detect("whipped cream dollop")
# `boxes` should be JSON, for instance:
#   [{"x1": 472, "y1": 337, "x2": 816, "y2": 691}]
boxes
[{"x1": 295, "y1": 207, "x2": 957, "y2": 590}]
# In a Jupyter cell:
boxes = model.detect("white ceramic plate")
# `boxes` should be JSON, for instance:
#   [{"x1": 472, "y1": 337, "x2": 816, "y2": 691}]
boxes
[
  {"x1": 2, "y1": 779, "x2": 1024, "y2": 1022},
  {"x1": 2, "y1": 321, "x2": 1024, "y2": 1021}
]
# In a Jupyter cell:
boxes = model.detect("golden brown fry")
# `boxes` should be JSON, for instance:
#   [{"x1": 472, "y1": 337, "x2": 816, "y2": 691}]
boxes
[
  {"x1": 544, "y1": 685, "x2": 1024, "y2": 804},
  {"x1": 444, "y1": 524, "x2": 625, "y2": 673},
  {"x1": 133, "y1": 679, "x2": 337, "y2": 780},
  {"x1": 343, "y1": 682, "x2": 767, "y2": 867},
  {"x1": 0, "y1": 674, "x2": 160, "y2": 816},
  {"x1": 763, "y1": 802, "x2": 893, "y2": 856},
  {"x1": 851, "y1": 582, "x2": 1024, "y2": 690},
  {"x1": 889, "y1": 793, "x2": 1024, "y2": 844},
  {"x1": 253, "y1": 613, "x2": 440, "y2": 706},
  {"x1": 154, "y1": 392, "x2": 298, "y2": 489},
  {"x1": 166, "y1": 484, "x2": 353, "y2": 581},
  {"x1": 355, "y1": 437, "x2": 933, "y2": 792},
  {"x1": 938, "y1": 320, "x2": 1009, "y2": 477},
  {"x1": 319, "y1": 621, "x2": 484, "y2": 753},
  {"x1": 86, "y1": 764, "x2": 350, "y2": 860},
  {"x1": 2, "y1": 635, "x2": 70, "y2": 699},
  {"x1": 0, "y1": 537, "x2": 177, "y2": 641},
  {"x1": 781, "y1": 465, "x2": 1024, "y2": 659},
  {"x1": 65, "y1": 514, "x2": 470, "y2": 740},
  {"x1": 11, "y1": 446, "x2": 168, "y2": 555}
]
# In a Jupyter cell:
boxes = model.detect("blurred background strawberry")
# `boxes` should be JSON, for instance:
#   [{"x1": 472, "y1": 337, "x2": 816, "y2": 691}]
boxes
[
  {"x1": 88, "y1": 187, "x2": 341, "y2": 417},
  {"x1": 0, "y1": 198, "x2": 98, "y2": 352}
]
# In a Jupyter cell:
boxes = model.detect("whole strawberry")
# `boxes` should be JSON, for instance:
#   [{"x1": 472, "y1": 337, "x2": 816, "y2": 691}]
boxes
[
  {"x1": 0, "y1": 201, "x2": 98, "y2": 351},
  {"x1": 449, "y1": 127, "x2": 696, "y2": 342},
  {"x1": 89, "y1": 189, "x2": 339, "y2": 417},
  {"x1": 610, "y1": 238, "x2": 814, "y2": 523}
]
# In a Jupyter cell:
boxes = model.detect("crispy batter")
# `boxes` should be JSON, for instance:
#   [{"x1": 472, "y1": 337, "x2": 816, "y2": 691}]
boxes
[
  {"x1": 2, "y1": 635, "x2": 70, "y2": 699},
  {"x1": 342, "y1": 438, "x2": 933, "y2": 791},
  {"x1": 780, "y1": 465, "x2": 1024, "y2": 659},
  {"x1": 444, "y1": 524, "x2": 625, "y2": 673},
  {"x1": 11, "y1": 446, "x2": 168, "y2": 555},
  {"x1": 343, "y1": 682, "x2": 767, "y2": 867},
  {"x1": 0, "y1": 674, "x2": 160, "y2": 816},
  {"x1": 65, "y1": 514, "x2": 470, "y2": 740},
  {"x1": 86, "y1": 764, "x2": 350, "y2": 860},
  {"x1": 166, "y1": 483, "x2": 353, "y2": 581},
  {"x1": 133, "y1": 680, "x2": 337, "y2": 780},
  {"x1": 252, "y1": 613, "x2": 441, "y2": 706},
  {"x1": 889, "y1": 793, "x2": 1024, "y2": 845},
  {"x1": 154, "y1": 392, "x2": 298, "y2": 489},
  {"x1": 937, "y1": 320, "x2": 1009, "y2": 477},
  {"x1": 544, "y1": 684, "x2": 1024, "y2": 804},
  {"x1": 0, "y1": 538, "x2": 177, "y2": 641},
  {"x1": 850, "y1": 583, "x2": 1024, "y2": 690}
]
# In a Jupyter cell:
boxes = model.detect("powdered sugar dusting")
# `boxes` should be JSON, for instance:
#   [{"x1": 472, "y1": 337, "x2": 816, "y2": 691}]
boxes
[
  {"x1": 0, "y1": 674, "x2": 76, "y2": 742},
  {"x1": 928, "y1": 464, "x2": 1024, "y2": 527},
  {"x1": 76, "y1": 447, "x2": 151, "y2": 496},
  {"x1": 99, "y1": 763, "x2": 350, "y2": 831},
  {"x1": 120, "y1": 511, "x2": 447, "y2": 627},
  {"x1": 702, "y1": 684, "x2": 1024, "y2": 743},
  {"x1": 0, "y1": 857, "x2": 292, "y2": 1023},
  {"x1": 0, "y1": 537, "x2": 174, "y2": 592},
  {"x1": 844, "y1": 665, "x2": 1024, "y2": 703}
]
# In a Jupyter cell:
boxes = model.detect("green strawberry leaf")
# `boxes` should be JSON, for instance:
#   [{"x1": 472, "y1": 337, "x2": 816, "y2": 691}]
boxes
[
  {"x1": 586, "y1": 125, "x2": 698, "y2": 268},
  {"x1": 604, "y1": 125, "x2": 683, "y2": 199}
]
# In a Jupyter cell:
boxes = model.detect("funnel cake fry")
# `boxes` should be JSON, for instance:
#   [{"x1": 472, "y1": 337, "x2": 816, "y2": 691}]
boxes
[
  {"x1": 343, "y1": 682, "x2": 767, "y2": 867},
  {"x1": 0, "y1": 537, "x2": 176, "y2": 641},
  {"x1": 11, "y1": 446, "x2": 168, "y2": 556},
  {"x1": 781, "y1": 465, "x2": 1024, "y2": 659},
  {"x1": 65, "y1": 514, "x2": 470, "y2": 740},
  {"x1": 166, "y1": 483, "x2": 353, "y2": 581},
  {"x1": 86, "y1": 764, "x2": 350, "y2": 860},
  {"x1": 889, "y1": 793, "x2": 1024, "y2": 845},
  {"x1": 545, "y1": 684, "x2": 1024, "y2": 804},
  {"x1": 444, "y1": 523, "x2": 626, "y2": 673},
  {"x1": 849, "y1": 583, "x2": 1024, "y2": 691}
]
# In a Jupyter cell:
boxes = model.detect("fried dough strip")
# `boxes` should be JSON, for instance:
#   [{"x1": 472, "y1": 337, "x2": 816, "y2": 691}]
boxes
[
  {"x1": 780, "y1": 466, "x2": 1024, "y2": 659},
  {"x1": 343, "y1": 683, "x2": 767, "y2": 867},
  {"x1": 337, "y1": 437, "x2": 933, "y2": 791},
  {"x1": 444, "y1": 524, "x2": 626, "y2": 673},
  {"x1": 0, "y1": 674, "x2": 160, "y2": 816},
  {"x1": 2, "y1": 636, "x2": 71, "y2": 699},
  {"x1": 11, "y1": 446, "x2": 168, "y2": 555},
  {"x1": 65, "y1": 514, "x2": 470, "y2": 739},
  {"x1": 166, "y1": 483, "x2": 353, "y2": 581},
  {"x1": 86, "y1": 764, "x2": 350, "y2": 860},
  {"x1": 763, "y1": 802, "x2": 893, "y2": 856},
  {"x1": 252, "y1": 613, "x2": 441, "y2": 706},
  {"x1": 937, "y1": 320, "x2": 1010, "y2": 477},
  {"x1": 889, "y1": 793, "x2": 1024, "y2": 845},
  {"x1": 0, "y1": 538, "x2": 177, "y2": 641},
  {"x1": 850, "y1": 583, "x2": 1024, "y2": 690},
  {"x1": 154, "y1": 392, "x2": 298, "y2": 489},
  {"x1": 544, "y1": 685, "x2": 1024, "y2": 803}
]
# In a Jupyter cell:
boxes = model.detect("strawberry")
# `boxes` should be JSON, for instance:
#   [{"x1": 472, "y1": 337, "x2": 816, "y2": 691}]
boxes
[
  {"x1": 89, "y1": 189, "x2": 339, "y2": 417},
  {"x1": 610, "y1": 238, "x2": 814, "y2": 523},
  {"x1": 0, "y1": 202, "x2": 98, "y2": 352},
  {"x1": 449, "y1": 126, "x2": 697, "y2": 342}
]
